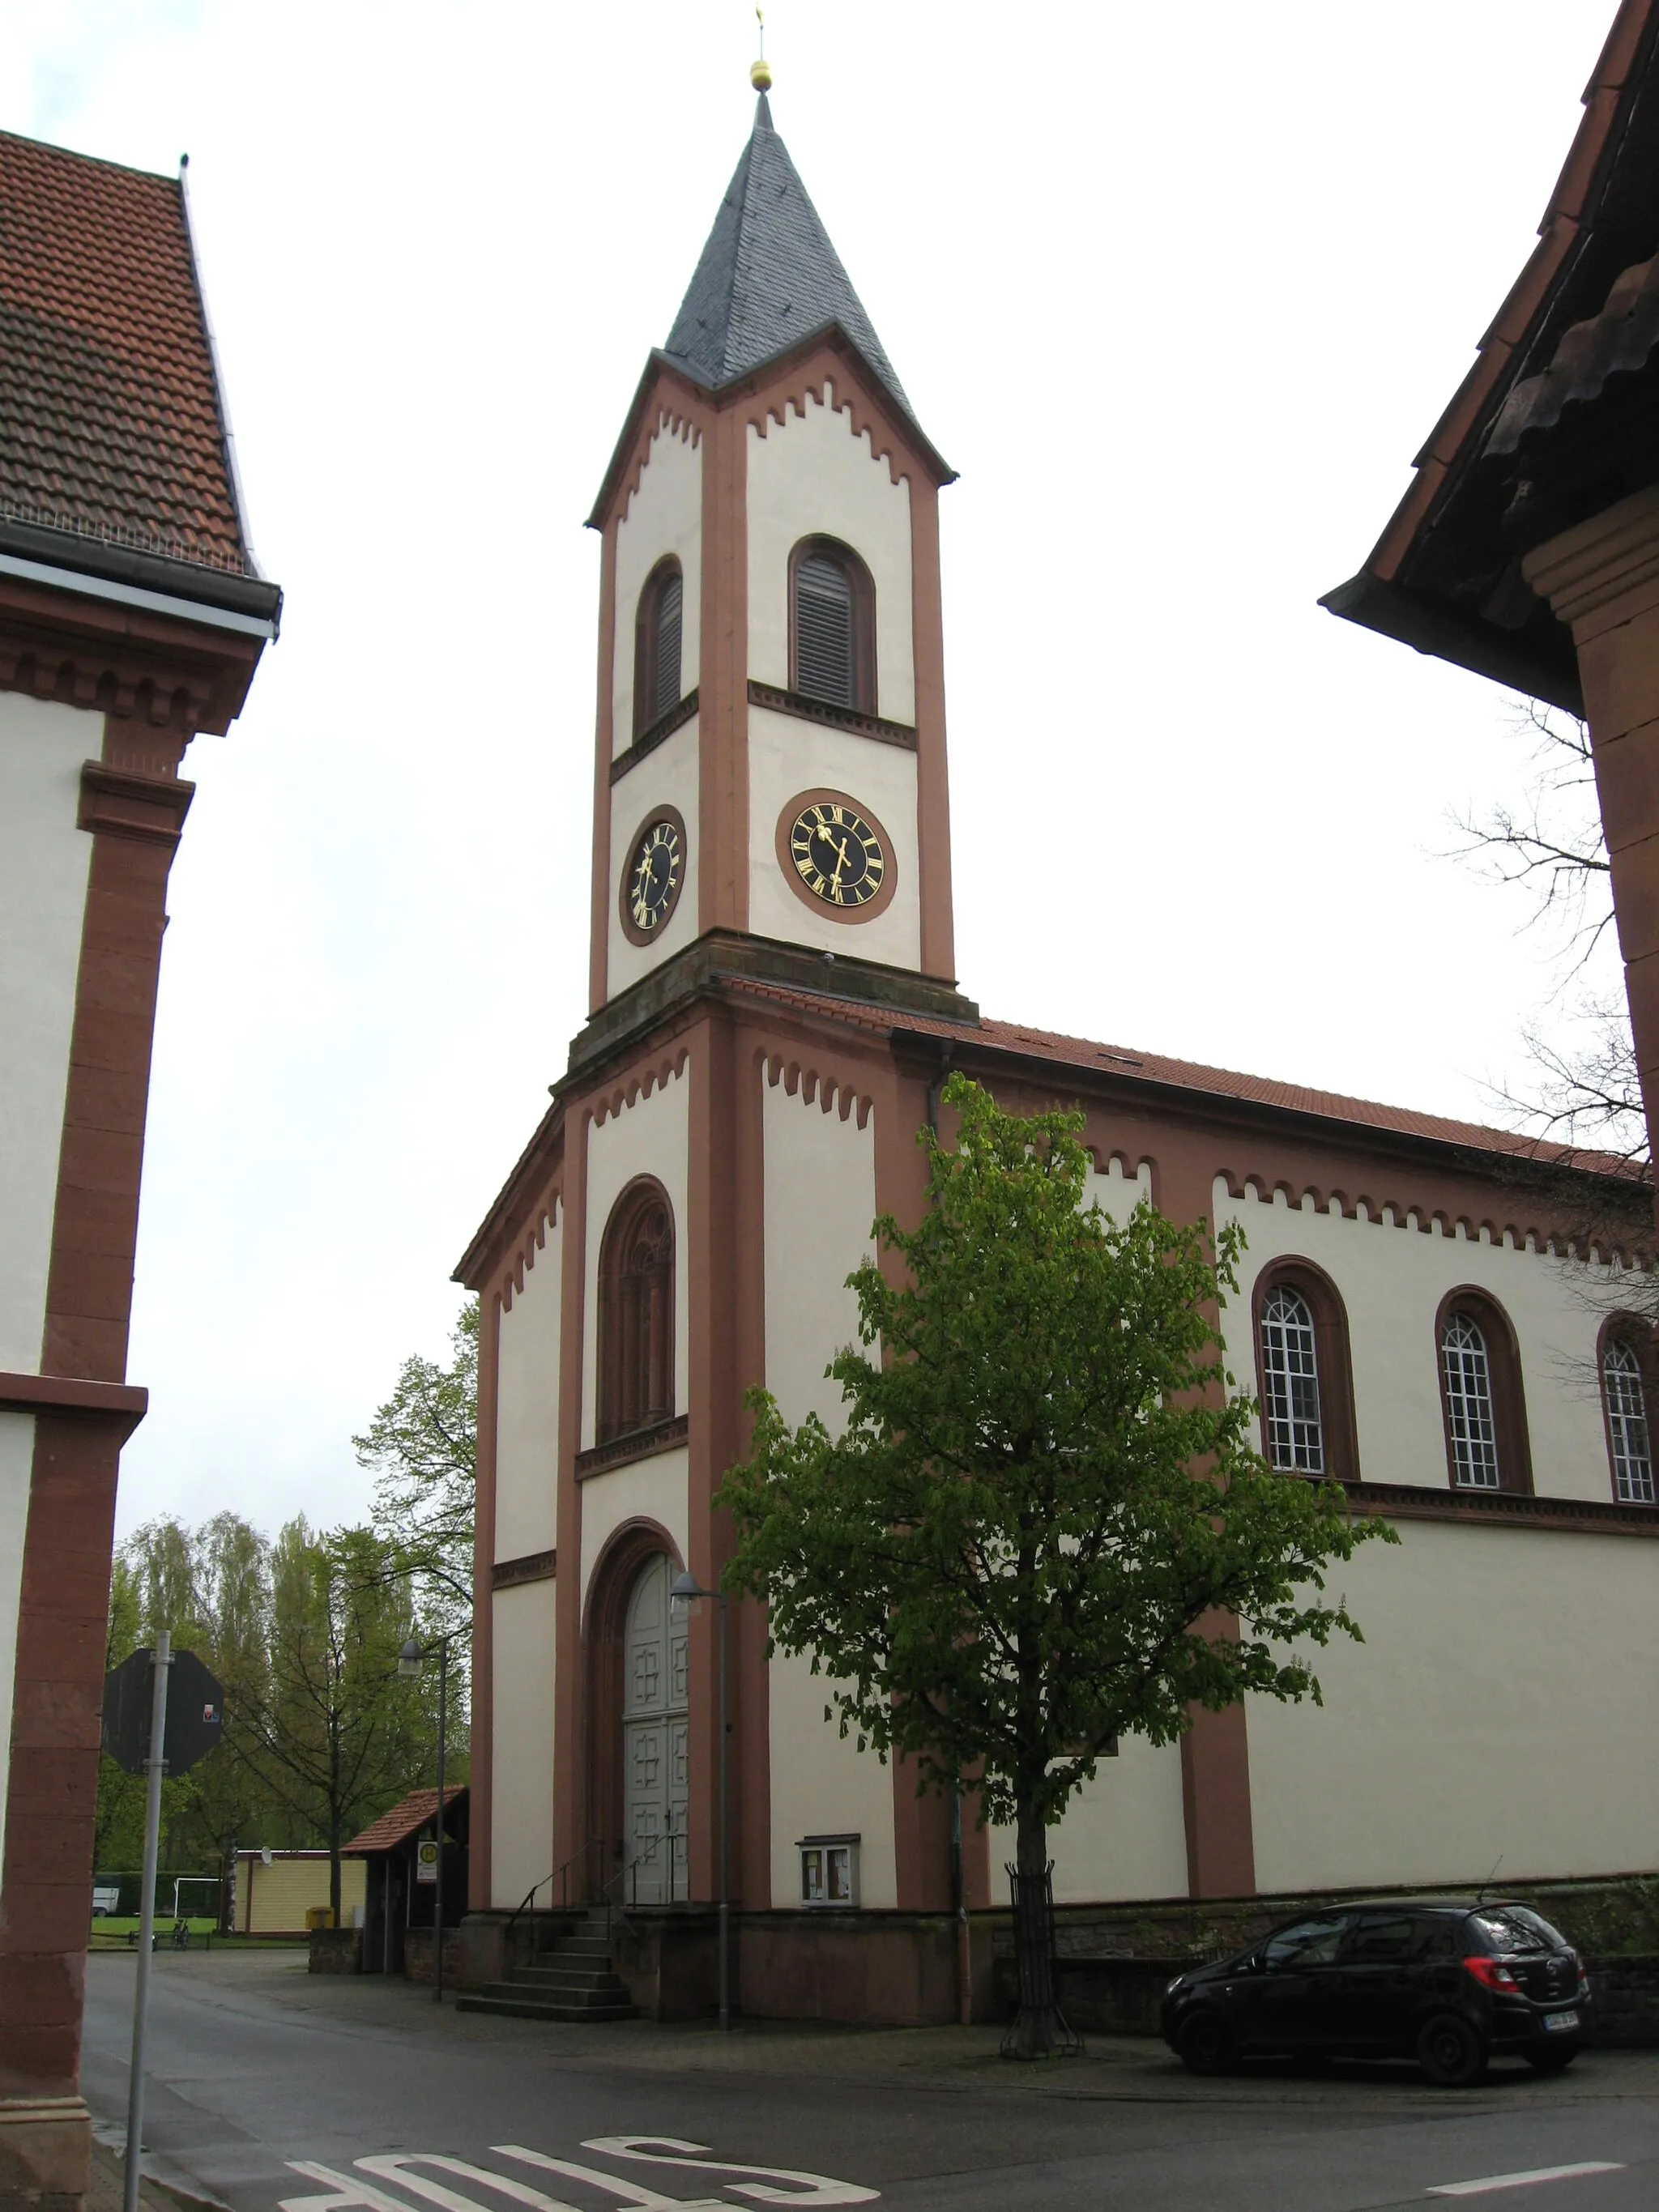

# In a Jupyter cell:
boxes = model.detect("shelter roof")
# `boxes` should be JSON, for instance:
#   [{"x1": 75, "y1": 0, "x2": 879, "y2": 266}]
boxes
[
  {"x1": 342, "y1": 1788, "x2": 465, "y2": 1856},
  {"x1": 0, "y1": 128, "x2": 271, "y2": 602},
  {"x1": 1321, "y1": 1, "x2": 1659, "y2": 712}
]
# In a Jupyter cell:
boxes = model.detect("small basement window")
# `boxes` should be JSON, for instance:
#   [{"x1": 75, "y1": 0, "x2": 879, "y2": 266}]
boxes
[{"x1": 797, "y1": 1833, "x2": 859, "y2": 1908}]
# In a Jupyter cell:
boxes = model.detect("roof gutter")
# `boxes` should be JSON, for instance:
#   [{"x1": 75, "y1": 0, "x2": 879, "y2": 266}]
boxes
[{"x1": 0, "y1": 545, "x2": 278, "y2": 639}]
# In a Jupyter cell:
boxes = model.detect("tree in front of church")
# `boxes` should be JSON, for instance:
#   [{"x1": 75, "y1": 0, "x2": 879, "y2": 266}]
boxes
[
  {"x1": 719, "y1": 1075, "x2": 1397, "y2": 2058},
  {"x1": 354, "y1": 1297, "x2": 478, "y2": 1639}
]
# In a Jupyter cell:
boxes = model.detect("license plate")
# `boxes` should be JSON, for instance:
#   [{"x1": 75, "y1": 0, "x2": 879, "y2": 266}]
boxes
[{"x1": 1542, "y1": 2010, "x2": 1580, "y2": 2033}]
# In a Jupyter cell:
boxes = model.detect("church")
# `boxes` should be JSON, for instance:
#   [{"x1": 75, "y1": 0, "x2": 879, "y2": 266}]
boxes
[{"x1": 456, "y1": 71, "x2": 1659, "y2": 2025}]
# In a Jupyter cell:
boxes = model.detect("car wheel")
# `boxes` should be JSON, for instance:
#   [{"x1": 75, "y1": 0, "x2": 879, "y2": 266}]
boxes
[
  {"x1": 1179, "y1": 2010, "x2": 1235, "y2": 2076},
  {"x1": 1417, "y1": 2014, "x2": 1488, "y2": 2088},
  {"x1": 1523, "y1": 2044, "x2": 1579, "y2": 2074}
]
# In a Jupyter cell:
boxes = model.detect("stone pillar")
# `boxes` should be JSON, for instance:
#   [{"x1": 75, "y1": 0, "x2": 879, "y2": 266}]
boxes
[{"x1": 1525, "y1": 485, "x2": 1659, "y2": 1216}]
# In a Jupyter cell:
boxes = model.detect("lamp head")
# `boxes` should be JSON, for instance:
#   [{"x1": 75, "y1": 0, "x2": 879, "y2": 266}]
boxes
[
  {"x1": 397, "y1": 1637, "x2": 422, "y2": 1679},
  {"x1": 668, "y1": 1569, "x2": 705, "y2": 1618}
]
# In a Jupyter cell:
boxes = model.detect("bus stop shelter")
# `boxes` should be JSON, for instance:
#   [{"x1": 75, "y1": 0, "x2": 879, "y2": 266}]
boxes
[{"x1": 343, "y1": 1788, "x2": 469, "y2": 1975}]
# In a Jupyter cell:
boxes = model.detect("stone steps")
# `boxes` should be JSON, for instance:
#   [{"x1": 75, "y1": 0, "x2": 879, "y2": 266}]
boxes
[{"x1": 455, "y1": 1908, "x2": 638, "y2": 2024}]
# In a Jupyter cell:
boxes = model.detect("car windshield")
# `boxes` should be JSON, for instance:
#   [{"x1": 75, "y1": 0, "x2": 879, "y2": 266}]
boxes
[{"x1": 1468, "y1": 1907, "x2": 1565, "y2": 1954}]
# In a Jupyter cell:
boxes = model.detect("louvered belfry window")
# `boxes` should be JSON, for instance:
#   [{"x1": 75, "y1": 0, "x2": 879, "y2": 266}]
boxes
[
  {"x1": 790, "y1": 536, "x2": 873, "y2": 710},
  {"x1": 633, "y1": 558, "x2": 683, "y2": 736},
  {"x1": 599, "y1": 1180, "x2": 676, "y2": 1443}
]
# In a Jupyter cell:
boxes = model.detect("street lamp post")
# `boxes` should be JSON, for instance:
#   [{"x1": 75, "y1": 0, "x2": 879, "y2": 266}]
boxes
[
  {"x1": 399, "y1": 1633, "x2": 450, "y2": 2005},
  {"x1": 668, "y1": 1570, "x2": 730, "y2": 2031}
]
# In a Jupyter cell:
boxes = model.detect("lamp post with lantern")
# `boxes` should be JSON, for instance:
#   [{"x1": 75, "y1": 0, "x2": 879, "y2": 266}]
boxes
[
  {"x1": 398, "y1": 1632, "x2": 453, "y2": 2003},
  {"x1": 668, "y1": 1569, "x2": 731, "y2": 2030}
]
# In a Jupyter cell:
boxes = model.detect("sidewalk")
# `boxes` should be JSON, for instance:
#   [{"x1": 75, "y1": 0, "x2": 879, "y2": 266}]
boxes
[{"x1": 87, "y1": 1947, "x2": 1659, "y2": 2112}]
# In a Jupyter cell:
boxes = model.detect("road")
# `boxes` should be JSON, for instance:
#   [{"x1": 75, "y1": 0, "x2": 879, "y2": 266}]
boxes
[{"x1": 81, "y1": 1951, "x2": 1659, "y2": 2211}]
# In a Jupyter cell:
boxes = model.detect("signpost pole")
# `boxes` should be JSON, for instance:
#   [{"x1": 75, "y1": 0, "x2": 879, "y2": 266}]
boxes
[
  {"x1": 124, "y1": 1631, "x2": 172, "y2": 2212},
  {"x1": 433, "y1": 1639, "x2": 446, "y2": 2005}
]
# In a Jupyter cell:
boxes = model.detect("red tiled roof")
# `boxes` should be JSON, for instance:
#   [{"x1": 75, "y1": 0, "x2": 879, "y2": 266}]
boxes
[
  {"x1": 0, "y1": 131, "x2": 248, "y2": 573},
  {"x1": 722, "y1": 975, "x2": 1644, "y2": 1183},
  {"x1": 342, "y1": 1787, "x2": 464, "y2": 1856}
]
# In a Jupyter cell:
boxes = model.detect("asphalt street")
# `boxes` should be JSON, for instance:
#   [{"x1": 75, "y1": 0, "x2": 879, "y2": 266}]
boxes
[{"x1": 81, "y1": 1951, "x2": 1659, "y2": 2212}]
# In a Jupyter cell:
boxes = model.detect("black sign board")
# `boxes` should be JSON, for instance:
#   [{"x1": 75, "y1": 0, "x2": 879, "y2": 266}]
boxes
[{"x1": 101, "y1": 1648, "x2": 224, "y2": 1776}]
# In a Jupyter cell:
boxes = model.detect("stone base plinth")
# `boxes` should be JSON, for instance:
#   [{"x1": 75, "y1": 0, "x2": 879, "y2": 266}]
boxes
[{"x1": 0, "y1": 2095, "x2": 90, "y2": 2212}]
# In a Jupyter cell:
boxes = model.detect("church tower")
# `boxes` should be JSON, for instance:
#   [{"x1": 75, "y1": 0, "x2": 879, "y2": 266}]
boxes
[
  {"x1": 582, "y1": 92, "x2": 962, "y2": 1021},
  {"x1": 461, "y1": 87, "x2": 986, "y2": 2012}
]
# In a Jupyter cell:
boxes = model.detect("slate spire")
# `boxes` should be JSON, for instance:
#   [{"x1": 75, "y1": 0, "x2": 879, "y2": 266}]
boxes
[{"x1": 663, "y1": 94, "x2": 911, "y2": 415}]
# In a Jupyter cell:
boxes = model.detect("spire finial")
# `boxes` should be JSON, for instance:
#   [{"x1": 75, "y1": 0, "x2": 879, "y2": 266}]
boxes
[{"x1": 750, "y1": 6, "x2": 772, "y2": 92}]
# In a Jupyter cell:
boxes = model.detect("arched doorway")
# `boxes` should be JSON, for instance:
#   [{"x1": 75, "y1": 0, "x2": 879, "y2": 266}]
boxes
[{"x1": 621, "y1": 1551, "x2": 688, "y2": 1904}]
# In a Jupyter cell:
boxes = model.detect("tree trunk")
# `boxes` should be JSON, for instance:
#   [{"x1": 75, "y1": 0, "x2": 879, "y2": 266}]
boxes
[{"x1": 1002, "y1": 1801, "x2": 1077, "y2": 2059}]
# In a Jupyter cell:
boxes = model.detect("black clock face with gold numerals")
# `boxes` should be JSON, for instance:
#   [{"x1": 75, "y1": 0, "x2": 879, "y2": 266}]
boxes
[
  {"x1": 626, "y1": 815, "x2": 683, "y2": 931},
  {"x1": 788, "y1": 799, "x2": 885, "y2": 908}
]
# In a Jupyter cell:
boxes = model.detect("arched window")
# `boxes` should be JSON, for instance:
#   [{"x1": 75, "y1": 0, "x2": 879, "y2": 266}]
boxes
[
  {"x1": 1441, "y1": 1313, "x2": 1499, "y2": 1488},
  {"x1": 598, "y1": 1178, "x2": 675, "y2": 1442},
  {"x1": 1437, "y1": 1290, "x2": 1532, "y2": 1494},
  {"x1": 1259, "y1": 1284, "x2": 1324, "y2": 1473},
  {"x1": 1602, "y1": 1334, "x2": 1657, "y2": 1504},
  {"x1": 1252, "y1": 1260, "x2": 1358, "y2": 1482},
  {"x1": 789, "y1": 535, "x2": 875, "y2": 711},
  {"x1": 633, "y1": 557, "x2": 684, "y2": 735}
]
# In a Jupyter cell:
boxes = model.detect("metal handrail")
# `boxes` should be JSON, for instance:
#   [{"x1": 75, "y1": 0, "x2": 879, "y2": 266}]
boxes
[
  {"x1": 601, "y1": 1820, "x2": 689, "y2": 1932},
  {"x1": 503, "y1": 1836, "x2": 606, "y2": 1937}
]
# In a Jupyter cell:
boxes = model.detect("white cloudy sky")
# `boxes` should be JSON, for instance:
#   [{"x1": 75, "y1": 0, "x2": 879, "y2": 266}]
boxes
[{"x1": 0, "y1": 2, "x2": 1624, "y2": 1541}]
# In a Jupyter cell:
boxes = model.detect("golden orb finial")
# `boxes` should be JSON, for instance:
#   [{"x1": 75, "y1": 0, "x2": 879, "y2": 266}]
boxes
[{"x1": 751, "y1": 6, "x2": 771, "y2": 92}]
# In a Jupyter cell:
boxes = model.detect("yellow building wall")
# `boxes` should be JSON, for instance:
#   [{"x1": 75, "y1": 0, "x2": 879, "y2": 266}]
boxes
[{"x1": 238, "y1": 1855, "x2": 366, "y2": 1933}]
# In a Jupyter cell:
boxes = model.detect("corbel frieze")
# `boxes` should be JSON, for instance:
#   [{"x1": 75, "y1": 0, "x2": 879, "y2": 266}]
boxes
[{"x1": 0, "y1": 573, "x2": 265, "y2": 735}]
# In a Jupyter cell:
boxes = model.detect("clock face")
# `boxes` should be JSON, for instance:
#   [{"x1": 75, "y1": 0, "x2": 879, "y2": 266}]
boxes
[
  {"x1": 787, "y1": 797, "x2": 887, "y2": 909},
  {"x1": 621, "y1": 810, "x2": 685, "y2": 942}
]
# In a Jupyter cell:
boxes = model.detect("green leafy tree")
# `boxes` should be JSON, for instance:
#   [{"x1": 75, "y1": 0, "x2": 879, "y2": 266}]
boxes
[
  {"x1": 235, "y1": 1518, "x2": 437, "y2": 1919},
  {"x1": 720, "y1": 1075, "x2": 1397, "y2": 2056},
  {"x1": 354, "y1": 1299, "x2": 477, "y2": 1634}
]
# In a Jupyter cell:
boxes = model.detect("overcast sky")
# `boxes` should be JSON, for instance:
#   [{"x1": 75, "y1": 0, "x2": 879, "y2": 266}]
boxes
[{"x1": 0, "y1": 2, "x2": 1625, "y2": 1542}]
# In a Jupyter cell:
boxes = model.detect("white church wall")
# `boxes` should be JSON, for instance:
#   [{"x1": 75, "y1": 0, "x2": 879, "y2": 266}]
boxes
[
  {"x1": 495, "y1": 1209, "x2": 561, "y2": 1564},
  {"x1": 761, "y1": 1071, "x2": 898, "y2": 1910},
  {"x1": 0, "y1": 693, "x2": 96, "y2": 1373},
  {"x1": 1247, "y1": 1518, "x2": 1659, "y2": 1892},
  {"x1": 578, "y1": 1446, "x2": 689, "y2": 1613},
  {"x1": 987, "y1": 1733, "x2": 1190, "y2": 1907},
  {"x1": 607, "y1": 716, "x2": 702, "y2": 997},
  {"x1": 0, "y1": 1410, "x2": 32, "y2": 1869},
  {"x1": 981, "y1": 1154, "x2": 1186, "y2": 1907},
  {"x1": 581, "y1": 1063, "x2": 689, "y2": 1451},
  {"x1": 1215, "y1": 1180, "x2": 1621, "y2": 1502},
  {"x1": 747, "y1": 381, "x2": 915, "y2": 724},
  {"x1": 489, "y1": 1577, "x2": 557, "y2": 1908},
  {"x1": 746, "y1": 703, "x2": 920, "y2": 968},
  {"x1": 612, "y1": 419, "x2": 702, "y2": 756}
]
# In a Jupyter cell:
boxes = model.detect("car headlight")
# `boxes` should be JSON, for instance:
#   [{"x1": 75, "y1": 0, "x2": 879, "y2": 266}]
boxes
[{"x1": 1166, "y1": 1977, "x2": 1185, "y2": 1997}]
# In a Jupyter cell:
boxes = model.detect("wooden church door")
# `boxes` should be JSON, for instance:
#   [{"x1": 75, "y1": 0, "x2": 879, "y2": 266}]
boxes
[{"x1": 621, "y1": 1552, "x2": 688, "y2": 1903}]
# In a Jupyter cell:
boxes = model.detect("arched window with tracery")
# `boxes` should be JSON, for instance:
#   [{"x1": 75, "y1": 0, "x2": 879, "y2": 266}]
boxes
[
  {"x1": 1252, "y1": 1259, "x2": 1358, "y2": 1482},
  {"x1": 1437, "y1": 1290, "x2": 1531, "y2": 1494},
  {"x1": 633, "y1": 557, "x2": 684, "y2": 735},
  {"x1": 598, "y1": 1178, "x2": 676, "y2": 1442},
  {"x1": 1602, "y1": 1333, "x2": 1657, "y2": 1504},
  {"x1": 1259, "y1": 1283, "x2": 1324, "y2": 1473},
  {"x1": 1441, "y1": 1312, "x2": 1499, "y2": 1488},
  {"x1": 790, "y1": 535, "x2": 875, "y2": 711}
]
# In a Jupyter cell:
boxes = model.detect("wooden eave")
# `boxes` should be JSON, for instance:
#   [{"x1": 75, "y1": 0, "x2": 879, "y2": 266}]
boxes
[{"x1": 1322, "y1": 0, "x2": 1659, "y2": 710}]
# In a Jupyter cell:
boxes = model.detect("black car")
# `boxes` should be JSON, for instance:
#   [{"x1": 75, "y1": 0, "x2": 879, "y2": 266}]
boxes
[{"x1": 1160, "y1": 1899, "x2": 1591, "y2": 2086}]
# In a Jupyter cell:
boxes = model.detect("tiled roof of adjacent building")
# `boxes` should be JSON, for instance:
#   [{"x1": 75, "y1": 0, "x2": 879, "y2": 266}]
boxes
[
  {"x1": 342, "y1": 1787, "x2": 465, "y2": 1856},
  {"x1": 722, "y1": 974, "x2": 1646, "y2": 1183},
  {"x1": 0, "y1": 130, "x2": 253, "y2": 577},
  {"x1": 663, "y1": 93, "x2": 911, "y2": 416}
]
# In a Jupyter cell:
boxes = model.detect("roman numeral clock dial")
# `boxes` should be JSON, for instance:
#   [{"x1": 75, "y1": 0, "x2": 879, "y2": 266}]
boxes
[
  {"x1": 779, "y1": 792, "x2": 896, "y2": 922},
  {"x1": 619, "y1": 807, "x2": 687, "y2": 946}
]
